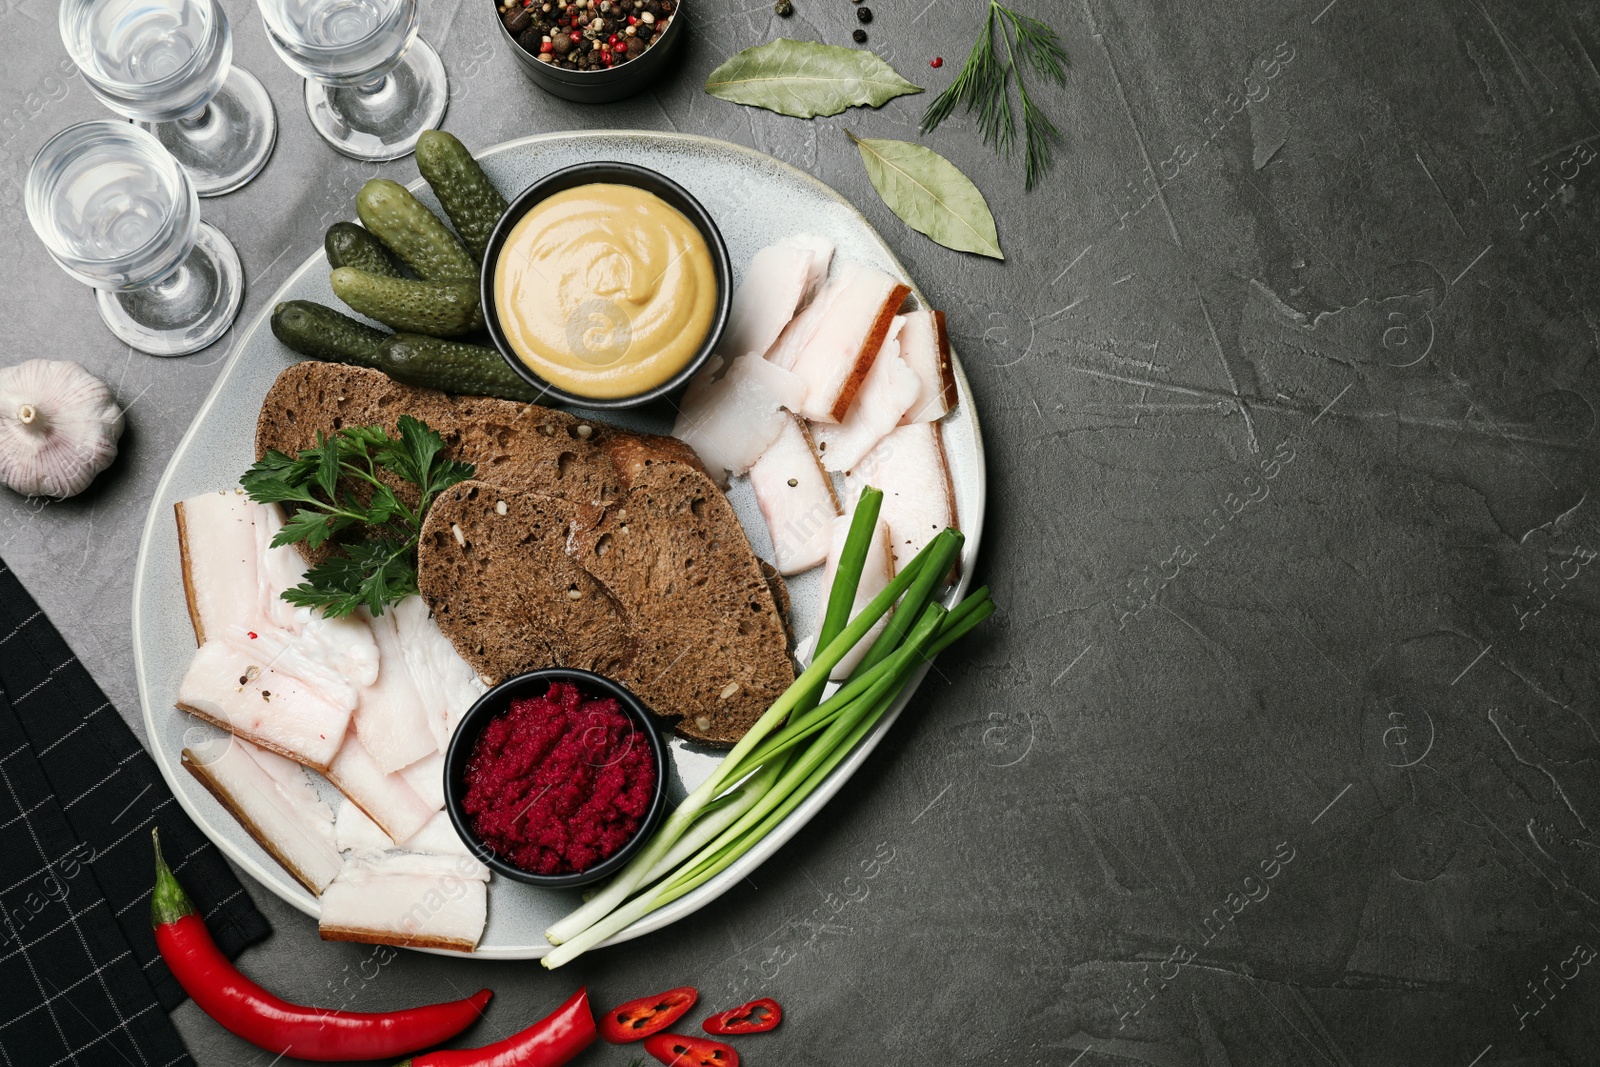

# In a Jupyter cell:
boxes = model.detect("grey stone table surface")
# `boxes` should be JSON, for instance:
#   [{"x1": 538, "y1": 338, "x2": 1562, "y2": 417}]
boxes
[{"x1": 4, "y1": 0, "x2": 1600, "y2": 1063}]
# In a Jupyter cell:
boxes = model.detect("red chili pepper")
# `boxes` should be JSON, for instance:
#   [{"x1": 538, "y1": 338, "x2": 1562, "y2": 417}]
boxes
[
  {"x1": 401, "y1": 988, "x2": 596, "y2": 1067},
  {"x1": 644, "y1": 1033, "x2": 738, "y2": 1067},
  {"x1": 600, "y1": 986, "x2": 698, "y2": 1043},
  {"x1": 702, "y1": 997, "x2": 781, "y2": 1035},
  {"x1": 149, "y1": 830, "x2": 490, "y2": 1062}
]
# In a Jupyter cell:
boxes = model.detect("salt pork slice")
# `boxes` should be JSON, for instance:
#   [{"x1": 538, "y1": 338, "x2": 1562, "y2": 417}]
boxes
[
  {"x1": 175, "y1": 491, "x2": 379, "y2": 711},
  {"x1": 325, "y1": 733, "x2": 435, "y2": 844},
  {"x1": 175, "y1": 490, "x2": 262, "y2": 645},
  {"x1": 785, "y1": 262, "x2": 911, "y2": 423},
  {"x1": 672, "y1": 353, "x2": 806, "y2": 479},
  {"x1": 764, "y1": 279, "x2": 830, "y2": 372},
  {"x1": 399, "y1": 751, "x2": 448, "y2": 812},
  {"x1": 182, "y1": 736, "x2": 342, "y2": 895},
  {"x1": 336, "y1": 804, "x2": 481, "y2": 870},
  {"x1": 816, "y1": 501, "x2": 896, "y2": 680},
  {"x1": 812, "y1": 320, "x2": 920, "y2": 473},
  {"x1": 404, "y1": 812, "x2": 481, "y2": 865},
  {"x1": 749, "y1": 414, "x2": 840, "y2": 576},
  {"x1": 354, "y1": 605, "x2": 439, "y2": 774},
  {"x1": 847, "y1": 422, "x2": 959, "y2": 572},
  {"x1": 391, "y1": 596, "x2": 485, "y2": 754},
  {"x1": 176, "y1": 639, "x2": 350, "y2": 770},
  {"x1": 319, "y1": 855, "x2": 487, "y2": 953},
  {"x1": 721, "y1": 234, "x2": 835, "y2": 359},
  {"x1": 897, "y1": 309, "x2": 957, "y2": 424},
  {"x1": 334, "y1": 798, "x2": 395, "y2": 855},
  {"x1": 254, "y1": 506, "x2": 379, "y2": 689}
]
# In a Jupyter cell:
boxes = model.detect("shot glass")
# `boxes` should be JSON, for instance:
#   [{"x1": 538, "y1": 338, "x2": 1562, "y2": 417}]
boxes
[
  {"x1": 61, "y1": 0, "x2": 277, "y2": 198},
  {"x1": 256, "y1": 0, "x2": 447, "y2": 161},
  {"x1": 26, "y1": 122, "x2": 244, "y2": 357}
]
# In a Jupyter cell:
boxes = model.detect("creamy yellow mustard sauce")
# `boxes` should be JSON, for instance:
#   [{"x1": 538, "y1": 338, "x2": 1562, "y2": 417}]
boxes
[{"x1": 493, "y1": 183, "x2": 716, "y2": 399}]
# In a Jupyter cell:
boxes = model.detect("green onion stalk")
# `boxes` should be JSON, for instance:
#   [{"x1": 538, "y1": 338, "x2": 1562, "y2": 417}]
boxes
[{"x1": 542, "y1": 489, "x2": 992, "y2": 964}]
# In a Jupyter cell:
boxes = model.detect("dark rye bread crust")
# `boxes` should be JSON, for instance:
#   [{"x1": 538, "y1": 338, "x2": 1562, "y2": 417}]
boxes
[
  {"x1": 568, "y1": 434, "x2": 796, "y2": 746},
  {"x1": 255, "y1": 363, "x2": 622, "y2": 510},
  {"x1": 418, "y1": 481, "x2": 635, "y2": 683}
]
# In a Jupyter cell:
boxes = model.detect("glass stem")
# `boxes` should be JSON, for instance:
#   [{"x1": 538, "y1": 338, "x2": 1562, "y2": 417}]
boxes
[
  {"x1": 143, "y1": 256, "x2": 199, "y2": 301},
  {"x1": 176, "y1": 102, "x2": 213, "y2": 130},
  {"x1": 356, "y1": 75, "x2": 392, "y2": 98}
]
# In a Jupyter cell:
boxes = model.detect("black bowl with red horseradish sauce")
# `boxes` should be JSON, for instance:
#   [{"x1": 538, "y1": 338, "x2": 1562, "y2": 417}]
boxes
[
  {"x1": 495, "y1": 0, "x2": 683, "y2": 103},
  {"x1": 444, "y1": 668, "x2": 668, "y2": 888}
]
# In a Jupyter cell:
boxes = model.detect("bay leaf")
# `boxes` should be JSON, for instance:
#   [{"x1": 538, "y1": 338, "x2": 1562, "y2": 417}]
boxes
[
  {"x1": 848, "y1": 133, "x2": 1004, "y2": 260},
  {"x1": 705, "y1": 39, "x2": 922, "y2": 119}
]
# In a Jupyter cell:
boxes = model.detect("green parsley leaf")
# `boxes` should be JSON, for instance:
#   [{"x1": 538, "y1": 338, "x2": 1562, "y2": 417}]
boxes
[
  {"x1": 240, "y1": 450, "x2": 314, "y2": 505},
  {"x1": 314, "y1": 433, "x2": 342, "y2": 498},
  {"x1": 426, "y1": 458, "x2": 475, "y2": 502},
  {"x1": 241, "y1": 418, "x2": 473, "y2": 618},
  {"x1": 275, "y1": 507, "x2": 336, "y2": 550}
]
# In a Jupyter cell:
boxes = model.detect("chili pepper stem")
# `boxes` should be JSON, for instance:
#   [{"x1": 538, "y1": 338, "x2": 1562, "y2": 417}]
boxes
[{"x1": 150, "y1": 828, "x2": 198, "y2": 927}]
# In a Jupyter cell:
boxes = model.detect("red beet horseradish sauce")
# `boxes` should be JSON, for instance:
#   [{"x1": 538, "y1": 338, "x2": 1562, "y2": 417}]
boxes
[{"x1": 461, "y1": 681, "x2": 656, "y2": 876}]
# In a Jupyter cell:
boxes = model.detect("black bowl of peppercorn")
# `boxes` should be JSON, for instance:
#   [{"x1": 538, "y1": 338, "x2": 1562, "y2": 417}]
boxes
[{"x1": 495, "y1": 0, "x2": 684, "y2": 103}]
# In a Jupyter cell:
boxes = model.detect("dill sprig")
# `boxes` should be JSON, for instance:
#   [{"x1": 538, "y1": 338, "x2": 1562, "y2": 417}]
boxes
[{"x1": 920, "y1": 0, "x2": 1068, "y2": 190}]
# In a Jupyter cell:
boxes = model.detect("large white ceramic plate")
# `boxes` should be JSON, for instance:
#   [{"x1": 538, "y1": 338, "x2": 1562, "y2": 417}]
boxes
[{"x1": 133, "y1": 131, "x2": 985, "y2": 959}]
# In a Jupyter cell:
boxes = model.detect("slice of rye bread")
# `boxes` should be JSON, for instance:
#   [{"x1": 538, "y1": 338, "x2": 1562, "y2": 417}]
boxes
[
  {"x1": 255, "y1": 362, "x2": 623, "y2": 512},
  {"x1": 568, "y1": 433, "x2": 796, "y2": 747},
  {"x1": 418, "y1": 480, "x2": 635, "y2": 683}
]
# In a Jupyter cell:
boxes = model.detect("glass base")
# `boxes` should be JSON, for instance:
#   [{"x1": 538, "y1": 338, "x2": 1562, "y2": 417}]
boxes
[
  {"x1": 140, "y1": 67, "x2": 277, "y2": 198},
  {"x1": 305, "y1": 37, "x2": 448, "y2": 161},
  {"x1": 94, "y1": 221, "x2": 243, "y2": 355}
]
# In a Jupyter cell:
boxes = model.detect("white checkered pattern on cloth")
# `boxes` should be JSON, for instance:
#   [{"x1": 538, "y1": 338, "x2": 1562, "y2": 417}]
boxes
[{"x1": 0, "y1": 562, "x2": 270, "y2": 1066}]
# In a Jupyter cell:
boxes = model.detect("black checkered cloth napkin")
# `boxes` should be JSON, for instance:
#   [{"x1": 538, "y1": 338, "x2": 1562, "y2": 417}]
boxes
[{"x1": 0, "y1": 559, "x2": 271, "y2": 1067}]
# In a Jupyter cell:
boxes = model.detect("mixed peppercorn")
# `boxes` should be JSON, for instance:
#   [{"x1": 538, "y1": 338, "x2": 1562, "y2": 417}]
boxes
[{"x1": 499, "y1": 0, "x2": 676, "y2": 70}]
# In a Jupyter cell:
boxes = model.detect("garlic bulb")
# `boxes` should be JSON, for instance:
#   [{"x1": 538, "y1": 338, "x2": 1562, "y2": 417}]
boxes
[{"x1": 0, "y1": 360, "x2": 125, "y2": 498}]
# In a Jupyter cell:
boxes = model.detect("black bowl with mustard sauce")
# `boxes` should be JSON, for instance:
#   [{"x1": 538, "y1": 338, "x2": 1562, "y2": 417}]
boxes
[{"x1": 480, "y1": 161, "x2": 731, "y2": 410}]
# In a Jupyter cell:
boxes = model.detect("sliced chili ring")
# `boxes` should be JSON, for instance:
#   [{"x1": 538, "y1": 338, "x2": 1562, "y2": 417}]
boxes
[
  {"x1": 702, "y1": 997, "x2": 782, "y2": 1035},
  {"x1": 599, "y1": 986, "x2": 699, "y2": 1044},
  {"x1": 644, "y1": 1032, "x2": 740, "y2": 1067}
]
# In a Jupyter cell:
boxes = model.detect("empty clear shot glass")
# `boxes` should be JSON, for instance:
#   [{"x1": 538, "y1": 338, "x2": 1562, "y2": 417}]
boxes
[
  {"x1": 257, "y1": 0, "x2": 447, "y2": 161},
  {"x1": 61, "y1": 0, "x2": 277, "y2": 197},
  {"x1": 26, "y1": 122, "x2": 244, "y2": 357}
]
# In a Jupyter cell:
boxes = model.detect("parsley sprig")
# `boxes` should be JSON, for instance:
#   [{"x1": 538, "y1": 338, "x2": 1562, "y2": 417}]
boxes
[
  {"x1": 920, "y1": 0, "x2": 1068, "y2": 191},
  {"x1": 240, "y1": 416, "x2": 473, "y2": 619}
]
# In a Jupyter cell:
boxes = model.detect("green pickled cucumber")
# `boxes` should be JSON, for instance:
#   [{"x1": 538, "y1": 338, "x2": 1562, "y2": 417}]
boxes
[
  {"x1": 379, "y1": 334, "x2": 542, "y2": 402},
  {"x1": 415, "y1": 131, "x2": 508, "y2": 264},
  {"x1": 355, "y1": 179, "x2": 478, "y2": 283},
  {"x1": 331, "y1": 267, "x2": 484, "y2": 338},
  {"x1": 324, "y1": 222, "x2": 404, "y2": 278},
  {"x1": 271, "y1": 300, "x2": 389, "y2": 366}
]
